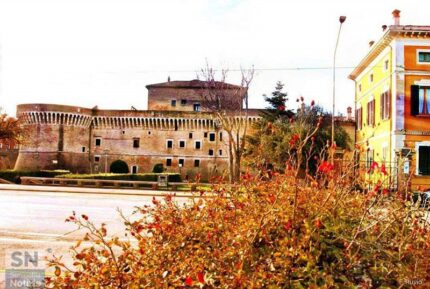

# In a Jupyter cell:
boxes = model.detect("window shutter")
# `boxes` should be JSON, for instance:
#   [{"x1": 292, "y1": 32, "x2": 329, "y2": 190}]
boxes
[
  {"x1": 387, "y1": 90, "x2": 391, "y2": 119},
  {"x1": 411, "y1": 85, "x2": 420, "y2": 116}
]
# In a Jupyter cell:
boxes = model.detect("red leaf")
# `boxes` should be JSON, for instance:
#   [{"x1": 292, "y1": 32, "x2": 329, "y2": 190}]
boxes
[
  {"x1": 197, "y1": 271, "x2": 204, "y2": 283},
  {"x1": 315, "y1": 218, "x2": 322, "y2": 229},
  {"x1": 283, "y1": 220, "x2": 292, "y2": 231},
  {"x1": 185, "y1": 276, "x2": 193, "y2": 286}
]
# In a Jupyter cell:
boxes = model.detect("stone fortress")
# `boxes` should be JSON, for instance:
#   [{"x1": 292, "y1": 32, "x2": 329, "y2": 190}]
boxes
[{"x1": 14, "y1": 79, "x2": 260, "y2": 180}]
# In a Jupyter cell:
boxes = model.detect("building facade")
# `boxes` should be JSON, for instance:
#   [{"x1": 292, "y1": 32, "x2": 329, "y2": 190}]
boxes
[
  {"x1": 14, "y1": 80, "x2": 259, "y2": 180},
  {"x1": 349, "y1": 10, "x2": 430, "y2": 189}
]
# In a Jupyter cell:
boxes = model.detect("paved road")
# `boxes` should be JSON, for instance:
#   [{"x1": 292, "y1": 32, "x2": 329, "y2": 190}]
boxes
[{"x1": 0, "y1": 185, "x2": 191, "y2": 286}]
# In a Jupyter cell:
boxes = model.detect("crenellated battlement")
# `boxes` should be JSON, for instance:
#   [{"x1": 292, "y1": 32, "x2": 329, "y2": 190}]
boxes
[
  {"x1": 17, "y1": 104, "x2": 261, "y2": 130},
  {"x1": 19, "y1": 111, "x2": 92, "y2": 127}
]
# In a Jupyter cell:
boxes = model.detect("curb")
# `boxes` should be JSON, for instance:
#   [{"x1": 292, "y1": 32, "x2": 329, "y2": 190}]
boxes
[{"x1": 0, "y1": 184, "x2": 203, "y2": 198}]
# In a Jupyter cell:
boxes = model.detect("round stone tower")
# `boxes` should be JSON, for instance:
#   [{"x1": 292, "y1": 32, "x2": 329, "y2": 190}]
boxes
[{"x1": 15, "y1": 104, "x2": 93, "y2": 173}]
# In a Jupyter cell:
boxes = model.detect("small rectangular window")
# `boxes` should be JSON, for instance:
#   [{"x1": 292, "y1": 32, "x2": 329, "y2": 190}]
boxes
[
  {"x1": 358, "y1": 84, "x2": 362, "y2": 92},
  {"x1": 133, "y1": 138, "x2": 140, "y2": 148},
  {"x1": 418, "y1": 51, "x2": 430, "y2": 63},
  {"x1": 195, "y1": 141, "x2": 201, "y2": 149},
  {"x1": 204, "y1": 132, "x2": 208, "y2": 138},
  {"x1": 209, "y1": 149, "x2": 214, "y2": 156},
  {"x1": 219, "y1": 149, "x2": 223, "y2": 156},
  {"x1": 384, "y1": 60, "x2": 389, "y2": 70},
  {"x1": 82, "y1": 147, "x2": 86, "y2": 153},
  {"x1": 179, "y1": 158, "x2": 185, "y2": 167},
  {"x1": 179, "y1": 140, "x2": 186, "y2": 148},
  {"x1": 193, "y1": 103, "x2": 201, "y2": 112},
  {"x1": 209, "y1": 133, "x2": 215, "y2": 142},
  {"x1": 189, "y1": 132, "x2": 193, "y2": 139},
  {"x1": 94, "y1": 156, "x2": 100, "y2": 162},
  {"x1": 194, "y1": 159, "x2": 200, "y2": 167},
  {"x1": 167, "y1": 140, "x2": 173, "y2": 149},
  {"x1": 171, "y1": 99, "x2": 177, "y2": 107},
  {"x1": 219, "y1": 132, "x2": 223, "y2": 141},
  {"x1": 132, "y1": 165, "x2": 138, "y2": 174},
  {"x1": 166, "y1": 158, "x2": 172, "y2": 167},
  {"x1": 95, "y1": 138, "x2": 101, "y2": 146},
  {"x1": 181, "y1": 99, "x2": 187, "y2": 105},
  {"x1": 370, "y1": 74, "x2": 374, "y2": 83}
]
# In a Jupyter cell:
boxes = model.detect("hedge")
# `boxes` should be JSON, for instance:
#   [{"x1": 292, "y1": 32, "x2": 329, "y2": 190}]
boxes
[
  {"x1": 56, "y1": 173, "x2": 182, "y2": 183},
  {"x1": 0, "y1": 170, "x2": 71, "y2": 183}
]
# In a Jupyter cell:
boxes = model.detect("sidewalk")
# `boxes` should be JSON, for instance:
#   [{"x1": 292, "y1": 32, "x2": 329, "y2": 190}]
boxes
[{"x1": 0, "y1": 183, "x2": 202, "y2": 198}]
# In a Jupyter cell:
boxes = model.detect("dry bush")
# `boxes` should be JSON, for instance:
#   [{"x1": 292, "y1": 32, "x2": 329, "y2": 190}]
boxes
[{"x1": 46, "y1": 145, "x2": 430, "y2": 288}]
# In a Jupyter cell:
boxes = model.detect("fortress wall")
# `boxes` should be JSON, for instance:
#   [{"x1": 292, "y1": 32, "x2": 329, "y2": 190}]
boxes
[
  {"x1": 15, "y1": 104, "x2": 92, "y2": 172},
  {"x1": 15, "y1": 103, "x2": 260, "y2": 179},
  {"x1": 90, "y1": 115, "x2": 229, "y2": 179}
]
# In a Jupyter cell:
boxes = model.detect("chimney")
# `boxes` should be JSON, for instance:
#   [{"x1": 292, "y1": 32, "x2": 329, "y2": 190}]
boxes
[
  {"x1": 382, "y1": 25, "x2": 387, "y2": 32},
  {"x1": 369, "y1": 40, "x2": 375, "y2": 47},
  {"x1": 392, "y1": 9, "x2": 401, "y2": 26},
  {"x1": 347, "y1": 106, "x2": 352, "y2": 120}
]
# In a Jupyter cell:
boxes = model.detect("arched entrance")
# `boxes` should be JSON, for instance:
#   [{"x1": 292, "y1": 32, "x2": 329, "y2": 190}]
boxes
[{"x1": 110, "y1": 160, "x2": 129, "y2": 173}]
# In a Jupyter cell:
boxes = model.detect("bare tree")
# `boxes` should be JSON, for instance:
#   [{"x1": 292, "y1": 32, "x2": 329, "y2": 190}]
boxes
[{"x1": 198, "y1": 63, "x2": 254, "y2": 183}]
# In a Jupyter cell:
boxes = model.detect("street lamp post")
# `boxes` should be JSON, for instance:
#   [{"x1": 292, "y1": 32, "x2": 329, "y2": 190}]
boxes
[{"x1": 331, "y1": 15, "x2": 346, "y2": 163}]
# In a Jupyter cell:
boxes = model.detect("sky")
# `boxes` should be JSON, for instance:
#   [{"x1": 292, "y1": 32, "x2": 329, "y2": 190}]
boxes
[{"x1": 0, "y1": 0, "x2": 429, "y2": 117}]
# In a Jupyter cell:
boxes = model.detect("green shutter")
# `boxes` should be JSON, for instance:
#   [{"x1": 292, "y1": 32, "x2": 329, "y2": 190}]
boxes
[{"x1": 411, "y1": 85, "x2": 420, "y2": 116}]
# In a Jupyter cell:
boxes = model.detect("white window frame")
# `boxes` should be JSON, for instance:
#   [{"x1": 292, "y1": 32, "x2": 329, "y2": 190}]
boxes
[
  {"x1": 415, "y1": 141, "x2": 430, "y2": 175},
  {"x1": 194, "y1": 140, "x2": 202, "y2": 150},
  {"x1": 178, "y1": 139, "x2": 186, "y2": 148},
  {"x1": 166, "y1": 139, "x2": 174, "y2": 149},
  {"x1": 94, "y1": 155, "x2": 101, "y2": 162},
  {"x1": 95, "y1": 137, "x2": 102, "y2": 147},
  {"x1": 417, "y1": 49, "x2": 430, "y2": 65}
]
